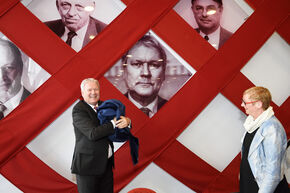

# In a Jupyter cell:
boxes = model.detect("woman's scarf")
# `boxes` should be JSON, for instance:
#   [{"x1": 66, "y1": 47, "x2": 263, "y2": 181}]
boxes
[{"x1": 243, "y1": 106, "x2": 274, "y2": 133}]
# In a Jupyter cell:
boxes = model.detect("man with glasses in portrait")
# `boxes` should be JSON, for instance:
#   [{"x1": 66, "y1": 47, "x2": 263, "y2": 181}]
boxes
[
  {"x1": 121, "y1": 35, "x2": 167, "y2": 118},
  {"x1": 45, "y1": 0, "x2": 106, "y2": 52},
  {"x1": 0, "y1": 39, "x2": 30, "y2": 120},
  {"x1": 191, "y1": 0, "x2": 232, "y2": 49}
]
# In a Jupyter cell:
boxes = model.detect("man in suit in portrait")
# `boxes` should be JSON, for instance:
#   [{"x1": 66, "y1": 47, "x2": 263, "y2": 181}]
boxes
[
  {"x1": 0, "y1": 39, "x2": 30, "y2": 120},
  {"x1": 71, "y1": 78, "x2": 131, "y2": 193},
  {"x1": 191, "y1": 0, "x2": 233, "y2": 49},
  {"x1": 122, "y1": 35, "x2": 167, "y2": 118},
  {"x1": 45, "y1": 0, "x2": 107, "y2": 52}
]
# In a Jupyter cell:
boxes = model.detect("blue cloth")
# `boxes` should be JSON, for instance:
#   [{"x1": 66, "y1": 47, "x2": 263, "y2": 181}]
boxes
[{"x1": 97, "y1": 99, "x2": 139, "y2": 165}]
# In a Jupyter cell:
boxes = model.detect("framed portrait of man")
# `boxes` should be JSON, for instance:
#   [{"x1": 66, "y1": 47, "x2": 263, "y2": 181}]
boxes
[
  {"x1": 105, "y1": 32, "x2": 195, "y2": 118},
  {"x1": 0, "y1": 34, "x2": 50, "y2": 120},
  {"x1": 23, "y1": 0, "x2": 125, "y2": 52},
  {"x1": 174, "y1": 0, "x2": 249, "y2": 49}
]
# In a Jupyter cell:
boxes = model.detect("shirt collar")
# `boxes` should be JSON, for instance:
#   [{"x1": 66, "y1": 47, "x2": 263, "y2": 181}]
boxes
[
  {"x1": 3, "y1": 86, "x2": 24, "y2": 116},
  {"x1": 199, "y1": 26, "x2": 220, "y2": 50},
  {"x1": 62, "y1": 21, "x2": 90, "y2": 52},
  {"x1": 128, "y1": 94, "x2": 158, "y2": 118},
  {"x1": 87, "y1": 103, "x2": 98, "y2": 112}
]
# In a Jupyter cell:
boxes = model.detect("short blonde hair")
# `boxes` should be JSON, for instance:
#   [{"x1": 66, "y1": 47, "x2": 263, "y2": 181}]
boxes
[
  {"x1": 80, "y1": 78, "x2": 100, "y2": 92},
  {"x1": 243, "y1": 86, "x2": 272, "y2": 110}
]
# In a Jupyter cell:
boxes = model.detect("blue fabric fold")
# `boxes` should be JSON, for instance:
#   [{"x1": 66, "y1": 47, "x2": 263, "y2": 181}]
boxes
[{"x1": 97, "y1": 99, "x2": 139, "y2": 165}]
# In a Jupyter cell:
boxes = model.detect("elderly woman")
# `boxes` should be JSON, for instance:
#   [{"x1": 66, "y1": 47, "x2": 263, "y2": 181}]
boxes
[{"x1": 239, "y1": 86, "x2": 289, "y2": 193}]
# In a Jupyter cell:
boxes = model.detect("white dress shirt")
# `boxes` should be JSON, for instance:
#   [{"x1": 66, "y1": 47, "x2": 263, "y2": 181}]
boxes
[
  {"x1": 89, "y1": 103, "x2": 114, "y2": 158},
  {"x1": 61, "y1": 22, "x2": 90, "y2": 52},
  {"x1": 3, "y1": 86, "x2": 24, "y2": 116},
  {"x1": 128, "y1": 94, "x2": 158, "y2": 118},
  {"x1": 200, "y1": 27, "x2": 221, "y2": 50}
]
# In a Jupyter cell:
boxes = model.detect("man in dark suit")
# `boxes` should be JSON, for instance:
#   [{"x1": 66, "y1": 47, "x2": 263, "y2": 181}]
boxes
[
  {"x1": 122, "y1": 35, "x2": 167, "y2": 118},
  {"x1": 71, "y1": 78, "x2": 131, "y2": 193},
  {"x1": 0, "y1": 39, "x2": 30, "y2": 120},
  {"x1": 45, "y1": 0, "x2": 106, "y2": 52},
  {"x1": 191, "y1": 0, "x2": 233, "y2": 49}
]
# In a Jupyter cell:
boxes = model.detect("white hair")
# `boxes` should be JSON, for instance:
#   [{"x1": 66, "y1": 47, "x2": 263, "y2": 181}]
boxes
[{"x1": 80, "y1": 78, "x2": 99, "y2": 92}]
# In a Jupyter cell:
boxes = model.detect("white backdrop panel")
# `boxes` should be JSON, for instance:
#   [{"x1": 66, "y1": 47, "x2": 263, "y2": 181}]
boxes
[
  {"x1": 120, "y1": 163, "x2": 196, "y2": 193},
  {"x1": 177, "y1": 93, "x2": 246, "y2": 171},
  {"x1": 241, "y1": 32, "x2": 290, "y2": 106}
]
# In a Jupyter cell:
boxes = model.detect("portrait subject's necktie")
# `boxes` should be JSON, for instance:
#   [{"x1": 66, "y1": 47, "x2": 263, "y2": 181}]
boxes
[
  {"x1": 66, "y1": 31, "x2": 77, "y2": 46},
  {"x1": 140, "y1": 107, "x2": 150, "y2": 117},
  {"x1": 0, "y1": 103, "x2": 7, "y2": 120},
  {"x1": 204, "y1": 35, "x2": 209, "y2": 41}
]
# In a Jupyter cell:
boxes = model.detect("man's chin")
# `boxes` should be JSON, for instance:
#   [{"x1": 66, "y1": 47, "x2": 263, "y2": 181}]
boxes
[
  {"x1": 200, "y1": 24, "x2": 213, "y2": 30},
  {"x1": 135, "y1": 88, "x2": 153, "y2": 96},
  {"x1": 65, "y1": 24, "x2": 78, "y2": 31},
  {"x1": 134, "y1": 91, "x2": 154, "y2": 98},
  {"x1": 88, "y1": 99, "x2": 98, "y2": 104}
]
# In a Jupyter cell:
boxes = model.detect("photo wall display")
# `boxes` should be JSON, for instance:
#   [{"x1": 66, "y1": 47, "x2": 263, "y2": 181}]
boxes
[
  {"x1": 174, "y1": 0, "x2": 249, "y2": 49},
  {"x1": 104, "y1": 31, "x2": 195, "y2": 118},
  {"x1": 23, "y1": 0, "x2": 126, "y2": 52},
  {"x1": 0, "y1": 34, "x2": 50, "y2": 119}
]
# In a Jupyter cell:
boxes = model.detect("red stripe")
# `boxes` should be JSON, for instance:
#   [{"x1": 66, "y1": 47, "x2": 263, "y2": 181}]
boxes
[
  {"x1": 113, "y1": 0, "x2": 290, "y2": 191},
  {"x1": 155, "y1": 140, "x2": 220, "y2": 193},
  {"x1": 0, "y1": 2, "x2": 288, "y2": 191},
  {"x1": 0, "y1": 147, "x2": 77, "y2": 193}
]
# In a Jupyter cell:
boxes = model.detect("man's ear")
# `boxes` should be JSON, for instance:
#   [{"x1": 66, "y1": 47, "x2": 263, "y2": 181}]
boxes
[
  {"x1": 90, "y1": 1, "x2": 96, "y2": 15},
  {"x1": 56, "y1": 0, "x2": 59, "y2": 10},
  {"x1": 219, "y1": 5, "x2": 223, "y2": 13},
  {"x1": 191, "y1": 4, "x2": 195, "y2": 12}
]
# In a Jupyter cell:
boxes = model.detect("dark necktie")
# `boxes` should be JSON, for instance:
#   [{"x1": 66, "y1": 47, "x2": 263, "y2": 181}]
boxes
[
  {"x1": 204, "y1": 35, "x2": 209, "y2": 41},
  {"x1": 66, "y1": 31, "x2": 77, "y2": 46},
  {"x1": 0, "y1": 103, "x2": 7, "y2": 120},
  {"x1": 140, "y1": 107, "x2": 150, "y2": 117}
]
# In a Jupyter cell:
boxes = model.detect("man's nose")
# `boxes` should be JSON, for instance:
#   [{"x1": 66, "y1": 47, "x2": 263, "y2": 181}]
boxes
[
  {"x1": 202, "y1": 9, "x2": 208, "y2": 17},
  {"x1": 140, "y1": 63, "x2": 151, "y2": 76},
  {"x1": 67, "y1": 6, "x2": 77, "y2": 16}
]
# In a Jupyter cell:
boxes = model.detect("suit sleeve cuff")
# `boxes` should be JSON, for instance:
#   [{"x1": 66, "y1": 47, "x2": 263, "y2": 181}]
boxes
[{"x1": 110, "y1": 120, "x2": 116, "y2": 128}]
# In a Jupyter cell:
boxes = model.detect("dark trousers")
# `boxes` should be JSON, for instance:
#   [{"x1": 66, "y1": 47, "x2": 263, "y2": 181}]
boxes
[
  {"x1": 274, "y1": 176, "x2": 290, "y2": 193},
  {"x1": 76, "y1": 158, "x2": 113, "y2": 193}
]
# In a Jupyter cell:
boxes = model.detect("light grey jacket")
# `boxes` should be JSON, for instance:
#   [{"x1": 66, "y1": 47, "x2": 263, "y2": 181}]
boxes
[{"x1": 242, "y1": 116, "x2": 287, "y2": 193}]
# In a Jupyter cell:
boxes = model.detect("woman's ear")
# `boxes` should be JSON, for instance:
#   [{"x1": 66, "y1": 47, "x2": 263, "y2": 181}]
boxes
[{"x1": 255, "y1": 100, "x2": 263, "y2": 109}]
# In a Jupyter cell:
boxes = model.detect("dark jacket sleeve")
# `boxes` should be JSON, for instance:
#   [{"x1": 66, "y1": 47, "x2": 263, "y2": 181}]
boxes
[{"x1": 72, "y1": 102, "x2": 115, "y2": 141}]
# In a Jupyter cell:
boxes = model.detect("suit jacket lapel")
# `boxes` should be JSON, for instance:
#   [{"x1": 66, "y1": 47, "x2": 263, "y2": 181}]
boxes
[
  {"x1": 248, "y1": 129, "x2": 264, "y2": 158},
  {"x1": 20, "y1": 88, "x2": 31, "y2": 103},
  {"x1": 83, "y1": 17, "x2": 98, "y2": 47}
]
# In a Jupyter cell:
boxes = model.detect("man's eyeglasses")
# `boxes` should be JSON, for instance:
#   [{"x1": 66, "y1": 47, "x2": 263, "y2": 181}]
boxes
[{"x1": 242, "y1": 99, "x2": 258, "y2": 105}]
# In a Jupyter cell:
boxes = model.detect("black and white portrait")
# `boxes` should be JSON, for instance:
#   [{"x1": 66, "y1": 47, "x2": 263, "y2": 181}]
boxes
[
  {"x1": 24, "y1": 0, "x2": 125, "y2": 52},
  {"x1": 174, "y1": 0, "x2": 248, "y2": 49},
  {"x1": 105, "y1": 33, "x2": 194, "y2": 118},
  {"x1": 0, "y1": 36, "x2": 50, "y2": 119}
]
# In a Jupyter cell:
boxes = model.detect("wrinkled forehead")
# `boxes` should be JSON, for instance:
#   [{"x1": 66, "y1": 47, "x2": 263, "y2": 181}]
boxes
[
  {"x1": 84, "y1": 81, "x2": 99, "y2": 90},
  {"x1": 128, "y1": 45, "x2": 162, "y2": 62},
  {"x1": 193, "y1": 0, "x2": 221, "y2": 7},
  {"x1": 57, "y1": 0, "x2": 94, "y2": 6},
  {"x1": 0, "y1": 44, "x2": 19, "y2": 67}
]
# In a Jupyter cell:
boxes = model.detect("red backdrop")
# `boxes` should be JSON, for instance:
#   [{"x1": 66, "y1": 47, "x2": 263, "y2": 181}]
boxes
[{"x1": 0, "y1": 0, "x2": 289, "y2": 192}]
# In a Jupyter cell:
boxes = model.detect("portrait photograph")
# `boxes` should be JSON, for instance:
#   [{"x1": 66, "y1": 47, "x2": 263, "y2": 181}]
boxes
[
  {"x1": 23, "y1": 0, "x2": 125, "y2": 52},
  {"x1": 0, "y1": 33, "x2": 50, "y2": 119},
  {"x1": 174, "y1": 0, "x2": 249, "y2": 49},
  {"x1": 105, "y1": 32, "x2": 195, "y2": 118}
]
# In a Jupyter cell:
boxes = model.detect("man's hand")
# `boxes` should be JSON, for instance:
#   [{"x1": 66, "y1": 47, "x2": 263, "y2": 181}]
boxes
[{"x1": 115, "y1": 116, "x2": 131, "y2": 129}]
